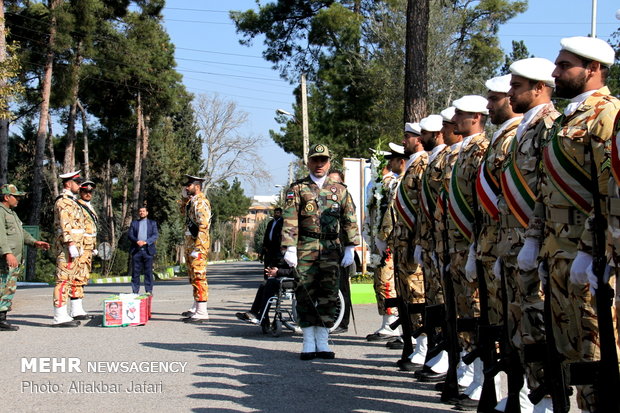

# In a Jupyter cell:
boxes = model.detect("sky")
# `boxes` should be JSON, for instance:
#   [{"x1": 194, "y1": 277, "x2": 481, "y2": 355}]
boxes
[{"x1": 161, "y1": 0, "x2": 620, "y2": 197}]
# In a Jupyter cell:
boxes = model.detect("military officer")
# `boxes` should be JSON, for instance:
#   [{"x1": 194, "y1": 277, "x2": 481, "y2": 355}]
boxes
[
  {"x1": 71, "y1": 180, "x2": 98, "y2": 320},
  {"x1": 53, "y1": 171, "x2": 85, "y2": 327},
  {"x1": 282, "y1": 144, "x2": 359, "y2": 360},
  {"x1": 526, "y1": 37, "x2": 620, "y2": 412},
  {"x1": 180, "y1": 175, "x2": 212, "y2": 324},
  {"x1": 0, "y1": 184, "x2": 49, "y2": 331}
]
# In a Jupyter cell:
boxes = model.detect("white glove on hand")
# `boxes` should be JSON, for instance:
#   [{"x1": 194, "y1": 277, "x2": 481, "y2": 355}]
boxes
[
  {"x1": 68, "y1": 245, "x2": 81, "y2": 258},
  {"x1": 465, "y1": 243, "x2": 477, "y2": 282},
  {"x1": 587, "y1": 263, "x2": 611, "y2": 295},
  {"x1": 414, "y1": 245, "x2": 423, "y2": 266},
  {"x1": 92, "y1": 249, "x2": 99, "y2": 257},
  {"x1": 517, "y1": 237, "x2": 540, "y2": 272},
  {"x1": 538, "y1": 261, "x2": 548, "y2": 287},
  {"x1": 284, "y1": 246, "x2": 298, "y2": 268},
  {"x1": 340, "y1": 246, "x2": 355, "y2": 267},
  {"x1": 493, "y1": 258, "x2": 502, "y2": 280},
  {"x1": 190, "y1": 251, "x2": 201, "y2": 259},
  {"x1": 374, "y1": 237, "x2": 387, "y2": 254},
  {"x1": 569, "y1": 251, "x2": 592, "y2": 285}
]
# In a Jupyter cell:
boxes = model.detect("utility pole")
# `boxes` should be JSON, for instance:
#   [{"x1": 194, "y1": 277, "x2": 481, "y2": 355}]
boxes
[
  {"x1": 301, "y1": 73, "x2": 309, "y2": 165},
  {"x1": 591, "y1": 0, "x2": 597, "y2": 37}
]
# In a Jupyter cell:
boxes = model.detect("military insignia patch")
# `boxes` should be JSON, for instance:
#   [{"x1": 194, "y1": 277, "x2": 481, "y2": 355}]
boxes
[
  {"x1": 331, "y1": 194, "x2": 338, "y2": 201},
  {"x1": 305, "y1": 203, "x2": 315, "y2": 213},
  {"x1": 286, "y1": 191, "x2": 294, "y2": 200},
  {"x1": 315, "y1": 144, "x2": 325, "y2": 153},
  {"x1": 330, "y1": 186, "x2": 337, "y2": 193}
]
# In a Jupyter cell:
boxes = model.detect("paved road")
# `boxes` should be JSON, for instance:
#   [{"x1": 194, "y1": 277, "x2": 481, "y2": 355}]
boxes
[{"x1": 1, "y1": 261, "x2": 579, "y2": 413}]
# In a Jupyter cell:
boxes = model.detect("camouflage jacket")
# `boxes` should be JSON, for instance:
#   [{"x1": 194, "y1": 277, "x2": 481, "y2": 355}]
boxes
[
  {"x1": 77, "y1": 199, "x2": 98, "y2": 250},
  {"x1": 281, "y1": 175, "x2": 359, "y2": 252},
  {"x1": 419, "y1": 144, "x2": 449, "y2": 251},
  {"x1": 607, "y1": 114, "x2": 620, "y2": 262},
  {"x1": 435, "y1": 142, "x2": 464, "y2": 256},
  {"x1": 530, "y1": 87, "x2": 620, "y2": 258},
  {"x1": 182, "y1": 192, "x2": 212, "y2": 253},
  {"x1": 54, "y1": 189, "x2": 85, "y2": 253},
  {"x1": 0, "y1": 203, "x2": 36, "y2": 263},
  {"x1": 378, "y1": 173, "x2": 403, "y2": 245}
]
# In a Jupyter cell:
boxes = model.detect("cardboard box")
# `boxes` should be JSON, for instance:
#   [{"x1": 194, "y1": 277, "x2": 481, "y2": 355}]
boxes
[{"x1": 102, "y1": 294, "x2": 152, "y2": 327}]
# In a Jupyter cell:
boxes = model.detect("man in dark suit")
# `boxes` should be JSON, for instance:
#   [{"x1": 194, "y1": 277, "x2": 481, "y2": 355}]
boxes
[
  {"x1": 128, "y1": 206, "x2": 159, "y2": 294},
  {"x1": 260, "y1": 207, "x2": 283, "y2": 273}
]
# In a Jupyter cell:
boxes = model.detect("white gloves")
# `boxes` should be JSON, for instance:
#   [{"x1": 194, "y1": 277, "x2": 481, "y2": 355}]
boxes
[
  {"x1": 569, "y1": 251, "x2": 593, "y2": 285},
  {"x1": 587, "y1": 262, "x2": 611, "y2": 295},
  {"x1": 190, "y1": 251, "x2": 201, "y2": 259},
  {"x1": 493, "y1": 258, "x2": 502, "y2": 280},
  {"x1": 284, "y1": 246, "x2": 298, "y2": 268},
  {"x1": 340, "y1": 246, "x2": 355, "y2": 267},
  {"x1": 92, "y1": 249, "x2": 99, "y2": 257},
  {"x1": 538, "y1": 261, "x2": 548, "y2": 287},
  {"x1": 68, "y1": 245, "x2": 81, "y2": 258},
  {"x1": 414, "y1": 245, "x2": 423, "y2": 266},
  {"x1": 517, "y1": 237, "x2": 540, "y2": 271},
  {"x1": 465, "y1": 243, "x2": 477, "y2": 282},
  {"x1": 374, "y1": 237, "x2": 387, "y2": 254}
]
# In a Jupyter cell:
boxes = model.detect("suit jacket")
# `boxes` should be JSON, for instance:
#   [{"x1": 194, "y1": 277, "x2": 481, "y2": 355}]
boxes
[
  {"x1": 262, "y1": 217, "x2": 283, "y2": 255},
  {"x1": 128, "y1": 219, "x2": 159, "y2": 256}
]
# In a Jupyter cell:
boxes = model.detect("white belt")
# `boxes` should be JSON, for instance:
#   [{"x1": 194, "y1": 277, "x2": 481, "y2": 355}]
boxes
[{"x1": 84, "y1": 233, "x2": 97, "y2": 237}]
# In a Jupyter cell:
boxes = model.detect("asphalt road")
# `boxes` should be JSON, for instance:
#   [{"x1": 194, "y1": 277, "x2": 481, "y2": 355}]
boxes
[{"x1": 1, "y1": 261, "x2": 579, "y2": 413}]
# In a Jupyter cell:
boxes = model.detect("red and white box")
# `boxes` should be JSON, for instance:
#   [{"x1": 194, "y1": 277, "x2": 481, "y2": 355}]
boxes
[{"x1": 103, "y1": 294, "x2": 152, "y2": 327}]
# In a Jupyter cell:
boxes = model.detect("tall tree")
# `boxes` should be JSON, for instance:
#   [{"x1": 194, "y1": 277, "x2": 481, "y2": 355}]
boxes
[{"x1": 404, "y1": 0, "x2": 429, "y2": 122}]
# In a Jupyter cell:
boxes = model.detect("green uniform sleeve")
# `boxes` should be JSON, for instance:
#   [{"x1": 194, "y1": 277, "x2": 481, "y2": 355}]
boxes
[
  {"x1": 22, "y1": 227, "x2": 36, "y2": 247},
  {"x1": 0, "y1": 211, "x2": 10, "y2": 256},
  {"x1": 340, "y1": 191, "x2": 360, "y2": 246},
  {"x1": 281, "y1": 184, "x2": 300, "y2": 248}
]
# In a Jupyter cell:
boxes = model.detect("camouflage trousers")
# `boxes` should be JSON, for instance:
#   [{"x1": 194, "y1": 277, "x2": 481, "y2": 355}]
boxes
[
  {"x1": 503, "y1": 255, "x2": 545, "y2": 392},
  {"x1": 480, "y1": 258, "x2": 502, "y2": 325},
  {"x1": 449, "y1": 248, "x2": 479, "y2": 352},
  {"x1": 70, "y1": 250, "x2": 92, "y2": 300},
  {"x1": 186, "y1": 249, "x2": 208, "y2": 302},
  {"x1": 295, "y1": 251, "x2": 340, "y2": 328},
  {"x1": 0, "y1": 265, "x2": 22, "y2": 312},
  {"x1": 394, "y1": 245, "x2": 425, "y2": 331},
  {"x1": 422, "y1": 248, "x2": 444, "y2": 306},
  {"x1": 54, "y1": 248, "x2": 81, "y2": 308},
  {"x1": 373, "y1": 251, "x2": 397, "y2": 316}
]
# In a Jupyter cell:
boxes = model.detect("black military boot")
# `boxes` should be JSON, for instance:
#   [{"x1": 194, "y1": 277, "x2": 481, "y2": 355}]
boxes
[{"x1": 0, "y1": 311, "x2": 19, "y2": 331}]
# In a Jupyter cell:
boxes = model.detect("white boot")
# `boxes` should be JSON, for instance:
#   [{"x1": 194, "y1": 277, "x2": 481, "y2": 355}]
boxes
[
  {"x1": 532, "y1": 397, "x2": 553, "y2": 413},
  {"x1": 376, "y1": 314, "x2": 399, "y2": 336},
  {"x1": 300, "y1": 327, "x2": 317, "y2": 360},
  {"x1": 69, "y1": 298, "x2": 87, "y2": 317},
  {"x1": 409, "y1": 334, "x2": 428, "y2": 365},
  {"x1": 458, "y1": 350, "x2": 474, "y2": 388},
  {"x1": 427, "y1": 350, "x2": 449, "y2": 374},
  {"x1": 184, "y1": 301, "x2": 208, "y2": 323},
  {"x1": 463, "y1": 357, "x2": 484, "y2": 401},
  {"x1": 53, "y1": 305, "x2": 77, "y2": 326},
  {"x1": 315, "y1": 326, "x2": 335, "y2": 358},
  {"x1": 183, "y1": 301, "x2": 197, "y2": 316}
]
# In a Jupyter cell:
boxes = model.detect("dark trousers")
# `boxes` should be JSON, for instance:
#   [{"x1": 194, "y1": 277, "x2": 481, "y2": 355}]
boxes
[
  {"x1": 339, "y1": 265, "x2": 353, "y2": 328},
  {"x1": 250, "y1": 278, "x2": 281, "y2": 317},
  {"x1": 132, "y1": 249, "x2": 154, "y2": 294}
]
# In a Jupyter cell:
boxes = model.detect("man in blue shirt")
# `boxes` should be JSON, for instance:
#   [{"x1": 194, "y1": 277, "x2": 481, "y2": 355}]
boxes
[{"x1": 128, "y1": 206, "x2": 159, "y2": 294}]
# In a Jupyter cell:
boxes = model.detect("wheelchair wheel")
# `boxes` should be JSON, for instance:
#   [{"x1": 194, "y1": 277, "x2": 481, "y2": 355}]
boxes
[
  {"x1": 282, "y1": 290, "x2": 346, "y2": 334},
  {"x1": 271, "y1": 318, "x2": 282, "y2": 337},
  {"x1": 329, "y1": 290, "x2": 346, "y2": 333},
  {"x1": 260, "y1": 316, "x2": 270, "y2": 335}
]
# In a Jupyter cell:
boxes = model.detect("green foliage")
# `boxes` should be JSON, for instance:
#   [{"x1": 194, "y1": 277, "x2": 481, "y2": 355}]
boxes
[
  {"x1": 253, "y1": 217, "x2": 269, "y2": 255},
  {"x1": 208, "y1": 178, "x2": 251, "y2": 223},
  {"x1": 500, "y1": 40, "x2": 531, "y2": 75}
]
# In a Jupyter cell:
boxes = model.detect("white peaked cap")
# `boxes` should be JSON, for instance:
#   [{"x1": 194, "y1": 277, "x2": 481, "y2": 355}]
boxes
[
  {"x1": 452, "y1": 95, "x2": 489, "y2": 115},
  {"x1": 509, "y1": 57, "x2": 556, "y2": 87},
  {"x1": 485, "y1": 74, "x2": 512, "y2": 93},
  {"x1": 59, "y1": 170, "x2": 81, "y2": 180},
  {"x1": 440, "y1": 107, "x2": 456, "y2": 123},
  {"x1": 388, "y1": 142, "x2": 406, "y2": 155},
  {"x1": 420, "y1": 115, "x2": 444, "y2": 132},
  {"x1": 404, "y1": 122, "x2": 421, "y2": 135},
  {"x1": 560, "y1": 36, "x2": 615, "y2": 67}
]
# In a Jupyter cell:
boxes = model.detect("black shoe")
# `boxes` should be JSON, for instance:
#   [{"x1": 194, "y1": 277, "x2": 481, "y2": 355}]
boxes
[
  {"x1": 386, "y1": 338, "x2": 404, "y2": 349},
  {"x1": 300, "y1": 352, "x2": 316, "y2": 360},
  {"x1": 331, "y1": 326, "x2": 348, "y2": 334},
  {"x1": 455, "y1": 396, "x2": 479, "y2": 410},
  {"x1": 316, "y1": 351, "x2": 335, "y2": 359},
  {"x1": 0, "y1": 320, "x2": 18, "y2": 331},
  {"x1": 51, "y1": 320, "x2": 81, "y2": 328},
  {"x1": 181, "y1": 311, "x2": 194, "y2": 317},
  {"x1": 435, "y1": 381, "x2": 467, "y2": 392},
  {"x1": 366, "y1": 332, "x2": 399, "y2": 342},
  {"x1": 72, "y1": 314, "x2": 94, "y2": 321},
  {"x1": 183, "y1": 317, "x2": 208, "y2": 324},
  {"x1": 418, "y1": 371, "x2": 447, "y2": 383},
  {"x1": 396, "y1": 358, "x2": 423, "y2": 372},
  {"x1": 413, "y1": 366, "x2": 432, "y2": 378}
]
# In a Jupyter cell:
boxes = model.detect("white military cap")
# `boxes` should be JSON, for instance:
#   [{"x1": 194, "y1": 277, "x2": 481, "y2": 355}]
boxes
[
  {"x1": 404, "y1": 122, "x2": 421, "y2": 135},
  {"x1": 509, "y1": 57, "x2": 556, "y2": 87},
  {"x1": 452, "y1": 95, "x2": 489, "y2": 115},
  {"x1": 369, "y1": 148, "x2": 391, "y2": 156},
  {"x1": 420, "y1": 115, "x2": 444, "y2": 132},
  {"x1": 59, "y1": 170, "x2": 82, "y2": 182},
  {"x1": 388, "y1": 142, "x2": 406, "y2": 154},
  {"x1": 485, "y1": 74, "x2": 512, "y2": 93},
  {"x1": 440, "y1": 106, "x2": 456, "y2": 123},
  {"x1": 560, "y1": 36, "x2": 615, "y2": 67}
]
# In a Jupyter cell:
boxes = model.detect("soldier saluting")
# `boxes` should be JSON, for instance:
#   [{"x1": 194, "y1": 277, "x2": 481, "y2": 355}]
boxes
[{"x1": 282, "y1": 144, "x2": 359, "y2": 360}]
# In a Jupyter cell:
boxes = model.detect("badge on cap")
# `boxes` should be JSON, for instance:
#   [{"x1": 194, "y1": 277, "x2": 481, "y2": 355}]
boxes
[{"x1": 315, "y1": 145, "x2": 325, "y2": 153}]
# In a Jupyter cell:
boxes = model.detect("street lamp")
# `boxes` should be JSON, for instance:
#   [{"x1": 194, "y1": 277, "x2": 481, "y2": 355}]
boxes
[
  {"x1": 274, "y1": 184, "x2": 285, "y2": 205},
  {"x1": 276, "y1": 108, "x2": 309, "y2": 165}
]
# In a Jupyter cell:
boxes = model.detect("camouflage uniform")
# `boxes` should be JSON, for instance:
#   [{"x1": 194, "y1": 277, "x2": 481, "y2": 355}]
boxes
[
  {"x1": 497, "y1": 103, "x2": 559, "y2": 393},
  {"x1": 446, "y1": 133, "x2": 488, "y2": 351},
  {"x1": 476, "y1": 118, "x2": 520, "y2": 326},
  {"x1": 530, "y1": 87, "x2": 620, "y2": 411},
  {"x1": 609, "y1": 115, "x2": 620, "y2": 351},
  {"x1": 0, "y1": 202, "x2": 36, "y2": 312},
  {"x1": 281, "y1": 176, "x2": 359, "y2": 328},
  {"x1": 73, "y1": 199, "x2": 98, "y2": 300},
  {"x1": 380, "y1": 151, "x2": 428, "y2": 330},
  {"x1": 53, "y1": 188, "x2": 86, "y2": 308},
  {"x1": 181, "y1": 192, "x2": 212, "y2": 302}
]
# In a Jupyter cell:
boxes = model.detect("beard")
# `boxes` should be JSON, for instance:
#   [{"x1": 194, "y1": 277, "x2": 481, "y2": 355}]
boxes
[
  {"x1": 421, "y1": 136, "x2": 436, "y2": 151},
  {"x1": 554, "y1": 72, "x2": 587, "y2": 99}
]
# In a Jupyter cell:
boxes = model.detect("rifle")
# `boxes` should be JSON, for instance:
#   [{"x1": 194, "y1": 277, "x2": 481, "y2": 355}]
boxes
[
  {"x1": 567, "y1": 142, "x2": 620, "y2": 412},
  {"x1": 471, "y1": 181, "x2": 499, "y2": 411},
  {"x1": 439, "y1": 191, "x2": 461, "y2": 402}
]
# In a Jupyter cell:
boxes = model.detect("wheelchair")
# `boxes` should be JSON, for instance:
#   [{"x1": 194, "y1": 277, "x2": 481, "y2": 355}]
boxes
[{"x1": 258, "y1": 277, "x2": 346, "y2": 337}]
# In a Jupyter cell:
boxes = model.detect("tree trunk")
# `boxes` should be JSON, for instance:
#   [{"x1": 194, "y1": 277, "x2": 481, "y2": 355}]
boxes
[
  {"x1": 47, "y1": 116, "x2": 59, "y2": 198},
  {"x1": 105, "y1": 159, "x2": 114, "y2": 244},
  {"x1": 0, "y1": 0, "x2": 9, "y2": 185},
  {"x1": 77, "y1": 99, "x2": 89, "y2": 179},
  {"x1": 138, "y1": 114, "x2": 149, "y2": 208},
  {"x1": 121, "y1": 180, "x2": 129, "y2": 231},
  {"x1": 403, "y1": 0, "x2": 429, "y2": 123},
  {"x1": 63, "y1": 42, "x2": 82, "y2": 173},
  {"x1": 27, "y1": 0, "x2": 61, "y2": 281},
  {"x1": 130, "y1": 92, "x2": 143, "y2": 223}
]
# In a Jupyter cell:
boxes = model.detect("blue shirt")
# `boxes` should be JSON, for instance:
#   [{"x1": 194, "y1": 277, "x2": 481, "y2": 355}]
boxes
[{"x1": 138, "y1": 219, "x2": 147, "y2": 242}]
